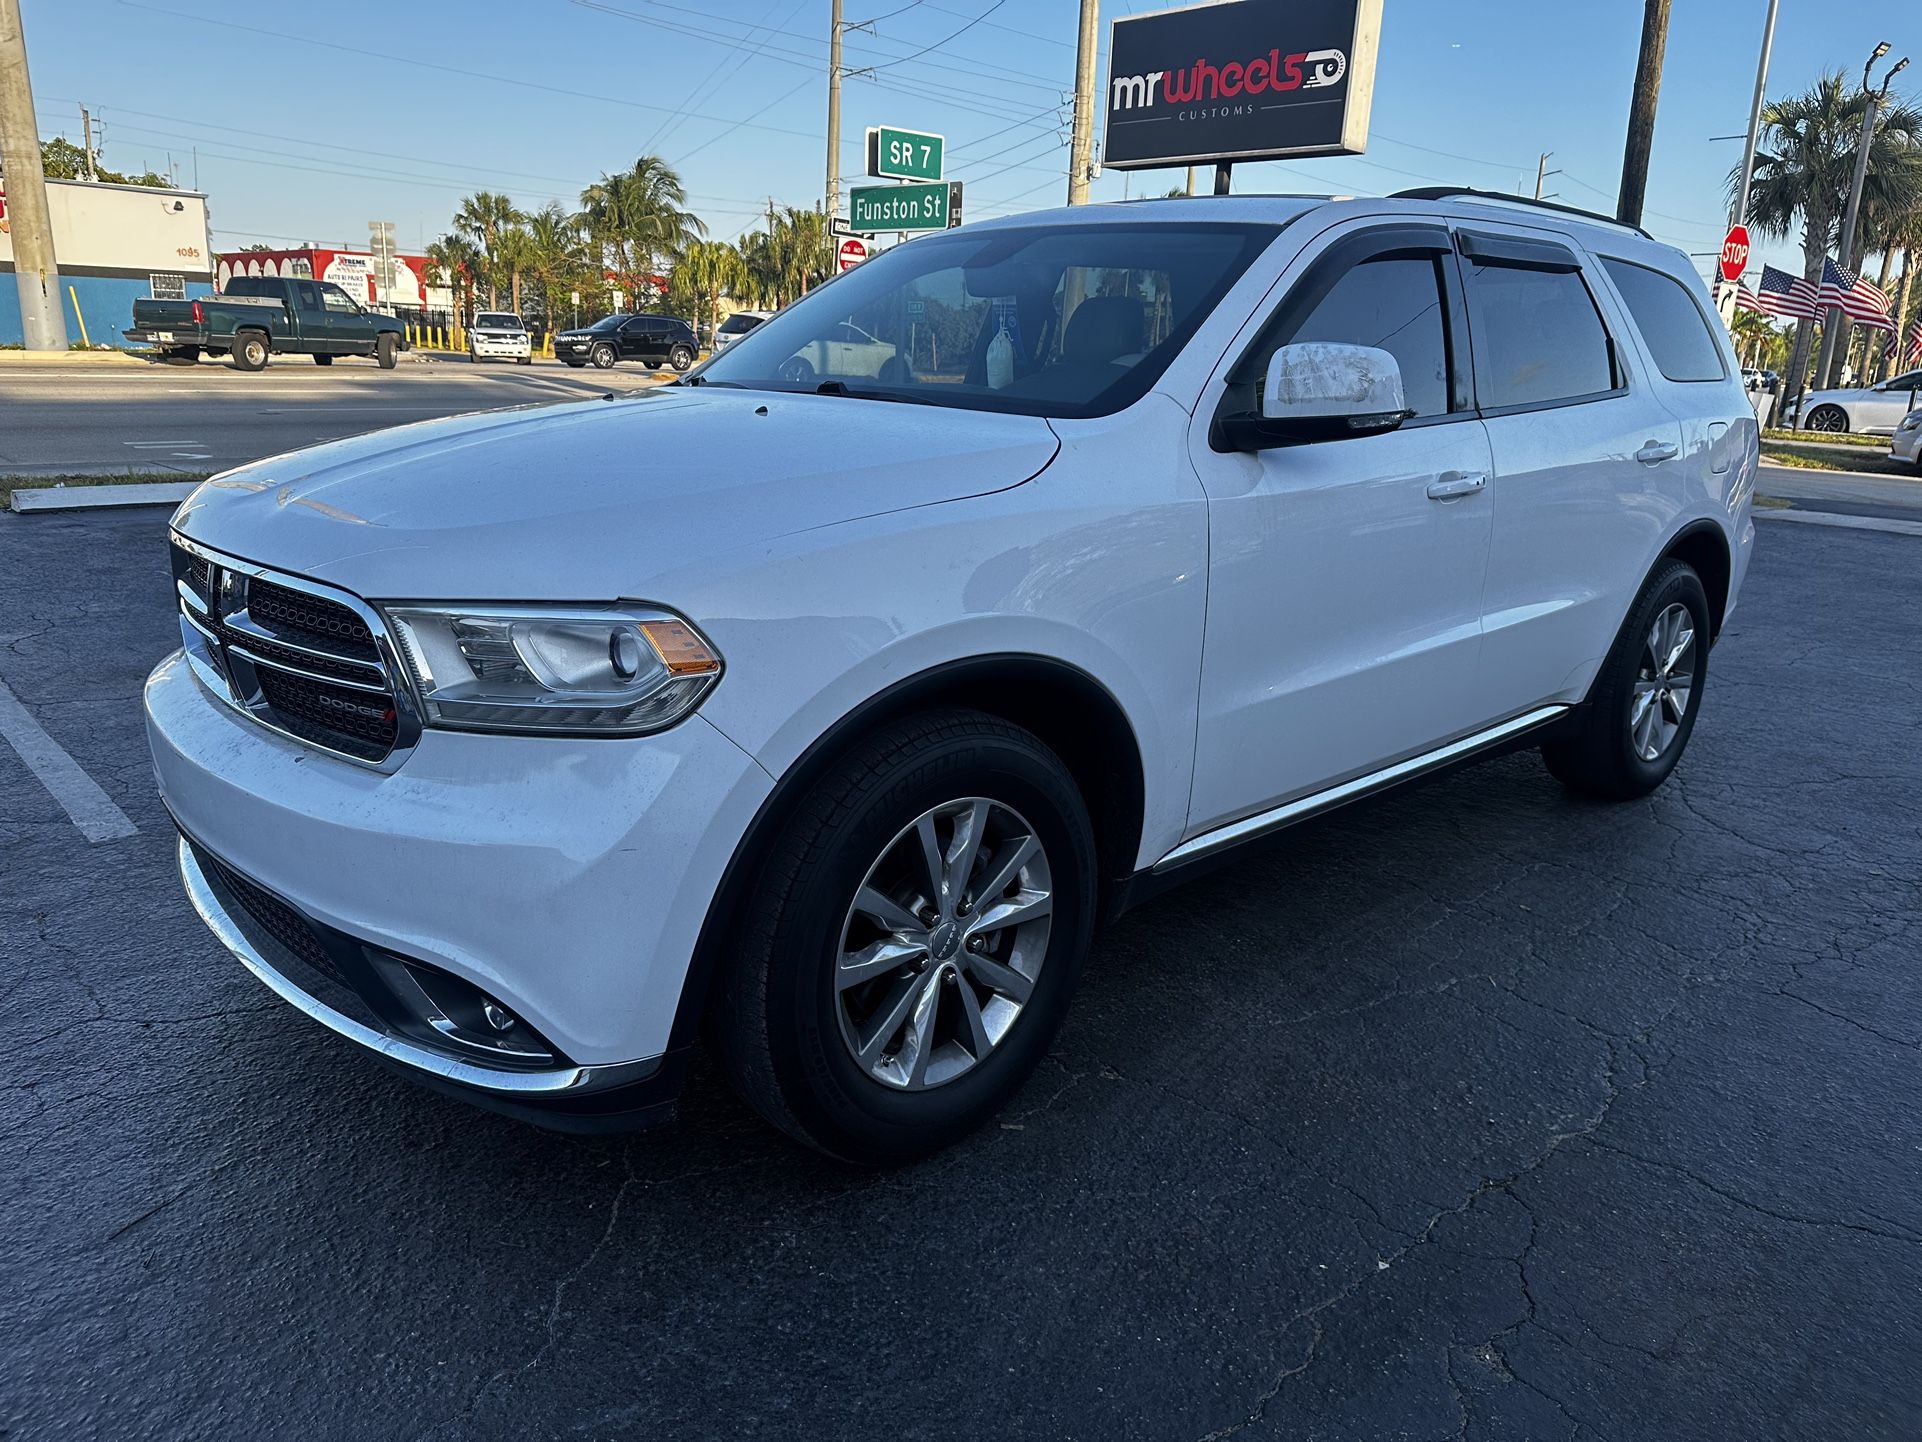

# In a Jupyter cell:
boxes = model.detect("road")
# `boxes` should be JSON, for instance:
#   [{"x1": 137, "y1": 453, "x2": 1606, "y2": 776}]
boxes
[
  {"x1": 0, "y1": 355, "x2": 663, "y2": 477},
  {"x1": 2, "y1": 509, "x2": 1917, "y2": 1441},
  {"x1": 1757, "y1": 460, "x2": 1922, "y2": 519}
]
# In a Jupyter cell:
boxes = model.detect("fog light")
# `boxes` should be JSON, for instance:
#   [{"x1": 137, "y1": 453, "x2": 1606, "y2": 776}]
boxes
[{"x1": 483, "y1": 1001, "x2": 516, "y2": 1033}]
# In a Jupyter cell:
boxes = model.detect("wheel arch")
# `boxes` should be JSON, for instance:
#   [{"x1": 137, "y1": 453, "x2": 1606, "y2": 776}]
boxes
[
  {"x1": 666, "y1": 653, "x2": 1147, "y2": 1054},
  {"x1": 1659, "y1": 518, "x2": 1732, "y2": 640}
]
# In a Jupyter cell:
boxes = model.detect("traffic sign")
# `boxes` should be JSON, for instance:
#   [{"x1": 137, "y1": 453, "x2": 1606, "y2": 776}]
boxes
[
  {"x1": 838, "y1": 237, "x2": 869, "y2": 273},
  {"x1": 849, "y1": 181, "x2": 962, "y2": 234},
  {"x1": 1720, "y1": 224, "x2": 1750, "y2": 284},
  {"x1": 829, "y1": 215, "x2": 853, "y2": 238},
  {"x1": 866, "y1": 126, "x2": 945, "y2": 183}
]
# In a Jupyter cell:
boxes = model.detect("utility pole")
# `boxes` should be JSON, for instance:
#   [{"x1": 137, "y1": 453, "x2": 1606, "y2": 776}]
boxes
[
  {"x1": 1533, "y1": 152, "x2": 1560, "y2": 200},
  {"x1": 1067, "y1": 0, "x2": 1098, "y2": 204},
  {"x1": 1814, "y1": 45, "x2": 1907, "y2": 393},
  {"x1": 825, "y1": 0, "x2": 843, "y2": 216},
  {"x1": 79, "y1": 104, "x2": 97, "y2": 180},
  {"x1": 0, "y1": 0, "x2": 70, "y2": 351},
  {"x1": 1616, "y1": 0, "x2": 1671, "y2": 228},
  {"x1": 1719, "y1": 0, "x2": 1781, "y2": 326}
]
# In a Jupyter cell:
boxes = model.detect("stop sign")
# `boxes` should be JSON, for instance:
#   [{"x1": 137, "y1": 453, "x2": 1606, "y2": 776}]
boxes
[
  {"x1": 838, "y1": 237, "x2": 868, "y2": 273},
  {"x1": 1720, "y1": 224, "x2": 1750, "y2": 285}
]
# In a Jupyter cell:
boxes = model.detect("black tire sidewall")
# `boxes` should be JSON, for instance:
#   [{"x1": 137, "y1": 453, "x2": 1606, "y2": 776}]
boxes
[
  {"x1": 593, "y1": 344, "x2": 616, "y2": 368},
  {"x1": 235, "y1": 335, "x2": 267, "y2": 370},
  {"x1": 1602, "y1": 565, "x2": 1711, "y2": 791},
  {"x1": 760, "y1": 725, "x2": 1095, "y2": 1162},
  {"x1": 1809, "y1": 405, "x2": 1847, "y2": 433},
  {"x1": 375, "y1": 335, "x2": 397, "y2": 369}
]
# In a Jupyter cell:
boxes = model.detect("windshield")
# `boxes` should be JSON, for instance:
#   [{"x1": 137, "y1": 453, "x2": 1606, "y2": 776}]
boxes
[
  {"x1": 585, "y1": 315, "x2": 627, "y2": 332},
  {"x1": 696, "y1": 221, "x2": 1278, "y2": 418},
  {"x1": 475, "y1": 313, "x2": 523, "y2": 329}
]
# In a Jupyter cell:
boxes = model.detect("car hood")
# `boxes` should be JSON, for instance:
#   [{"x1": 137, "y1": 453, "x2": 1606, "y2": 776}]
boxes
[{"x1": 171, "y1": 388, "x2": 1059, "y2": 600}]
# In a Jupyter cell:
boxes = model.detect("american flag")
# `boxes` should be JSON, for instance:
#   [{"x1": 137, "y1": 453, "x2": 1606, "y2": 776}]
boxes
[
  {"x1": 1815, "y1": 257, "x2": 1894, "y2": 331},
  {"x1": 1737, "y1": 264, "x2": 1820, "y2": 320},
  {"x1": 1905, "y1": 318, "x2": 1922, "y2": 367}
]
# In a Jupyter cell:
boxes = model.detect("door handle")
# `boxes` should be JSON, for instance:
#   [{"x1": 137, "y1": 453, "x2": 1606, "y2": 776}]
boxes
[
  {"x1": 1635, "y1": 440, "x2": 1680, "y2": 464},
  {"x1": 1425, "y1": 470, "x2": 1488, "y2": 500}
]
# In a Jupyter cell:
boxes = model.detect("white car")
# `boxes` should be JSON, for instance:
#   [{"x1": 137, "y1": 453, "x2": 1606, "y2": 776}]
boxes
[
  {"x1": 1891, "y1": 408, "x2": 1922, "y2": 467},
  {"x1": 713, "y1": 309, "x2": 770, "y2": 351},
  {"x1": 781, "y1": 320, "x2": 903, "y2": 383},
  {"x1": 468, "y1": 311, "x2": 531, "y2": 365},
  {"x1": 1797, "y1": 368, "x2": 1922, "y2": 433},
  {"x1": 147, "y1": 193, "x2": 1756, "y2": 1163}
]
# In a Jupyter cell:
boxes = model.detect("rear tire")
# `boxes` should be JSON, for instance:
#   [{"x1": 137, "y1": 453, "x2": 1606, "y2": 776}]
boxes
[
  {"x1": 375, "y1": 334, "x2": 398, "y2": 370},
  {"x1": 711, "y1": 709, "x2": 1097, "y2": 1165},
  {"x1": 312, "y1": 353, "x2": 334, "y2": 366},
  {"x1": 1541, "y1": 559, "x2": 1710, "y2": 800},
  {"x1": 231, "y1": 331, "x2": 270, "y2": 371},
  {"x1": 668, "y1": 344, "x2": 694, "y2": 372}
]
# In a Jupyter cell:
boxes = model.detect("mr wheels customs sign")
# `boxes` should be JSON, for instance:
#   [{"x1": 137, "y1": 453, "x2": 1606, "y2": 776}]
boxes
[{"x1": 1102, "y1": 0, "x2": 1383, "y2": 170}]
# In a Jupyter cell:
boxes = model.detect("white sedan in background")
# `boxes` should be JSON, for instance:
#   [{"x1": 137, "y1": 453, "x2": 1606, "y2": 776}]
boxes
[
  {"x1": 1891, "y1": 408, "x2": 1922, "y2": 467},
  {"x1": 1798, "y1": 368, "x2": 1922, "y2": 433}
]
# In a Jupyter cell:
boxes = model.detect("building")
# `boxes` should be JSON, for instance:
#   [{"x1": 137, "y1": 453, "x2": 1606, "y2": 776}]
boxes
[
  {"x1": 215, "y1": 247, "x2": 455, "y2": 320},
  {"x1": 0, "y1": 177, "x2": 214, "y2": 346}
]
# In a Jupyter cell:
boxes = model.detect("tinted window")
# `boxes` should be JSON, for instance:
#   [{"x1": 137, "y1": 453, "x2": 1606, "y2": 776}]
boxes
[
  {"x1": 1883, "y1": 369, "x2": 1922, "y2": 390},
  {"x1": 1265, "y1": 254, "x2": 1451, "y2": 419},
  {"x1": 1463, "y1": 262, "x2": 1617, "y2": 409},
  {"x1": 294, "y1": 281, "x2": 324, "y2": 311},
  {"x1": 718, "y1": 313, "x2": 764, "y2": 335},
  {"x1": 475, "y1": 312, "x2": 522, "y2": 329},
  {"x1": 1602, "y1": 259, "x2": 1724, "y2": 383}
]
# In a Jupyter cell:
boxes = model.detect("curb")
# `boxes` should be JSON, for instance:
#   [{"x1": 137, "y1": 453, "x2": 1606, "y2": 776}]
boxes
[
  {"x1": 1754, "y1": 508, "x2": 1922, "y2": 537},
  {"x1": 9, "y1": 482, "x2": 199, "y2": 514},
  {"x1": 0, "y1": 349, "x2": 147, "y2": 366},
  {"x1": 1757, "y1": 460, "x2": 1921, "y2": 485}
]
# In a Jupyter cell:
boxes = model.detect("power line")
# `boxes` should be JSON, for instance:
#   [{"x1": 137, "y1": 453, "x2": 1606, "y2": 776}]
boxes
[{"x1": 861, "y1": 0, "x2": 1009, "y2": 71}]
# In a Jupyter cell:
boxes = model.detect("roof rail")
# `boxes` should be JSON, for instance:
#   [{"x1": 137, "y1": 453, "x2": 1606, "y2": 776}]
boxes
[{"x1": 1389, "y1": 187, "x2": 1653, "y2": 241}]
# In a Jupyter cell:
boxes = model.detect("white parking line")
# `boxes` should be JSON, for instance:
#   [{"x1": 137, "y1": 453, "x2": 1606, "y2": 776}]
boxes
[{"x1": 0, "y1": 677, "x2": 139, "y2": 843}]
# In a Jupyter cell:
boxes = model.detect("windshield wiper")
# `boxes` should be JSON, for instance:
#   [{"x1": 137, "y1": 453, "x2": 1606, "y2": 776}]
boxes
[{"x1": 813, "y1": 379, "x2": 926, "y2": 405}]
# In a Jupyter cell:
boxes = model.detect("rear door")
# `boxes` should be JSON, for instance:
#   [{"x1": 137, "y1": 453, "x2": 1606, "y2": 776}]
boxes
[
  {"x1": 1185, "y1": 221, "x2": 1497, "y2": 831},
  {"x1": 1456, "y1": 223, "x2": 1685, "y2": 717}
]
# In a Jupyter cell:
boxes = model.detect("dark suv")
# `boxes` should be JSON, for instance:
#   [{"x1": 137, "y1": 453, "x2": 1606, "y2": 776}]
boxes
[{"x1": 555, "y1": 314, "x2": 698, "y2": 371}]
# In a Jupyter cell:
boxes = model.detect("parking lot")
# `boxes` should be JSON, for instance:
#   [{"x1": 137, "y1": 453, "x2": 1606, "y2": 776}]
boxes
[
  {"x1": 2, "y1": 503, "x2": 1916, "y2": 1440},
  {"x1": 0, "y1": 356, "x2": 662, "y2": 477}
]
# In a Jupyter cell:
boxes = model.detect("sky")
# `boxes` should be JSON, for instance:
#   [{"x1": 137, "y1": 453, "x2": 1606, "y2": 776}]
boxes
[{"x1": 16, "y1": 0, "x2": 1918, "y2": 284}]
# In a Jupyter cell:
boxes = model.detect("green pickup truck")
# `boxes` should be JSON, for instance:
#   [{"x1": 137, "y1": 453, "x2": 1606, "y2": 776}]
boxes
[{"x1": 126, "y1": 276, "x2": 407, "y2": 371}]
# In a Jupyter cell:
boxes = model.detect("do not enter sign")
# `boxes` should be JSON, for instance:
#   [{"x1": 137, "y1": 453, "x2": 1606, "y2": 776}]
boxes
[
  {"x1": 838, "y1": 237, "x2": 869, "y2": 273},
  {"x1": 1720, "y1": 225, "x2": 1750, "y2": 285}
]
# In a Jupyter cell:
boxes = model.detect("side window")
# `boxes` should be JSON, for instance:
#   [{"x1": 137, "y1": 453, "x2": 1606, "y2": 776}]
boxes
[
  {"x1": 293, "y1": 281, "x2": 324, "y2": 312},
  {"x1": 1462, "y1": 260, "x2": 1618, "y2": 410},
  {"x1": 320, "y1": 283, "x2": 358, "y2": 314},
  {"x1": 1229, "y1": 249, "x2": 1454, "y2": 421},
  {"x1": 1601, "y1": 258, "x2": 1725, "y2": 383}
]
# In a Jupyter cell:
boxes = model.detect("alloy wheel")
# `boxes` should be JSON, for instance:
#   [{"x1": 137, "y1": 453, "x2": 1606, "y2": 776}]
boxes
[
  {"x1": 1630, "y1": 602, "x2": 1695, "y2": 761},
  {"x1": 833, "y1": 797, "x2": 1053, "y2": 1091}
]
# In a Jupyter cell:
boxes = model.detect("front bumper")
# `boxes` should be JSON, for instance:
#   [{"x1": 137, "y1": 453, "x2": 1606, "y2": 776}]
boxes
[
  {"x1": 470, "y1": 337, "x2": 531, "y2": 357},
  {"x1": 1891, "y1": 425, "x2": 1922, "y2": 465},
  {"x1": 146, "y1": 647, "x2": 773, "y2": 1101}
]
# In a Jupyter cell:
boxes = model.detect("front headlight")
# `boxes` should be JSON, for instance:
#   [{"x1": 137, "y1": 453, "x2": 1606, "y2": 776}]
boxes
[
  {"x1": 1898, "y1": 410, "x2": 1922, "y2": 433},
  {"x1": 384, "y1": 604, "x2": 722, "y2": 735}
]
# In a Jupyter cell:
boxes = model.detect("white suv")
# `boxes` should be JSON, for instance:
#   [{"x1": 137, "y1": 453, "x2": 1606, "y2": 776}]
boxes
[
  {"x1": 468, "y1": 311, "x2": 531, "y2": 364},
  {"x1": 147, "y1": 193, "x2": 1756, "y2": 1162}
]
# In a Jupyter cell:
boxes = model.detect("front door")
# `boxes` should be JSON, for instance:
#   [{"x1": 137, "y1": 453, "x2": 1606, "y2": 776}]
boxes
[
  {"x1": 1185, "y1": 222, "x2": 1496, "y2": 834},
  {"x1": 620, "y1": 318, "x2": 659, "y2": 363},
  {"x1": 319, "y1": 282, "x2": 375, "y2": 354}
]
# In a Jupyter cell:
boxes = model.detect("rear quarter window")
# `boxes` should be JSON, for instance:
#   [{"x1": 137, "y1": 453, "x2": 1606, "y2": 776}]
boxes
[{"x1": 1601, "y1": 258, "x2": 1727, "y2": 383}]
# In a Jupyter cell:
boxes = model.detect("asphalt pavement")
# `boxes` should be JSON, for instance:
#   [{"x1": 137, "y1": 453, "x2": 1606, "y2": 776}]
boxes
[
  {"x1": 1756, "y1": 461, "x2": 1922, "y2": 519},
  {"x1": 0, "y1": 355, "x2": 662, "y2": 477},
  {"x1": 2, "y1": 508, "x2": 1918, "y2": 1440}
]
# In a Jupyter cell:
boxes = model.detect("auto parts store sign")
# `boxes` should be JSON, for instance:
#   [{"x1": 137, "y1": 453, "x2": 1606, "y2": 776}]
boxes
[{"x1": 1102, "y1": 0, "x2": 1382, "y2": 170}]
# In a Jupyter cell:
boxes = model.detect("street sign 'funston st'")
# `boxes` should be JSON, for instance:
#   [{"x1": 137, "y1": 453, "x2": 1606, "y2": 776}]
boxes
[{"x1": 1102, "y1": 0, "x2": 1383, "y2": 171}]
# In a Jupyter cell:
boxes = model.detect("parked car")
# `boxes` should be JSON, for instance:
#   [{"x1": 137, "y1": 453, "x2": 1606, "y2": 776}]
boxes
[
  {"x1": 1797, "y1": 368, "x2": 1922, "y2": 433},
  {"x1": 778, "y1": 319, "x2": 905, "y2": 383},
  {"x1": 469, "y1": 311, "x2": 532, "y2": 365},
  {"x1": 147, "y1": 192, "x2": 1755, "y2": 1163},
  {"x1": 714, "y1": 309, "x2": 772, "y2": 352},
  {"x1": 1891, "y1": 408, "x2": 1922, "y2": 468},
  {"x1": 127, "y1": 277, "x2": 405, "y2": 371},
  {"x1": 554, "y1": 314, "x2": 697, "y2": 370}
]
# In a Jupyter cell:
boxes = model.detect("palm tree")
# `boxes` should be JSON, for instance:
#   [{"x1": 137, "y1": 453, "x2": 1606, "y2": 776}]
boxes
[
  {"x1": 523, "y1": 204, "x2": 588, "y2": 329},
  {"x1": 426, "y1": 233, "x2": 482, "y2": 327},
  {"x1": 454, "y1": 191, "x2": 524, "y2": 309},
  {"x1": 1734, "y1": 72, "x2": 1922, "y2": 397},
  {"x1": 579, "y1": 156, "x2": 705, "y2": 309},
  {"x1": 677, "y1": 240, "x2": 748, "y2": 339}
]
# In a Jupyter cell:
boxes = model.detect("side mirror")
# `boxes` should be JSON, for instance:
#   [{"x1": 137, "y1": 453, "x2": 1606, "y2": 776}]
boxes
[{"x1": 1219, "y1": 343, "x2": 1414, "y2": 451}]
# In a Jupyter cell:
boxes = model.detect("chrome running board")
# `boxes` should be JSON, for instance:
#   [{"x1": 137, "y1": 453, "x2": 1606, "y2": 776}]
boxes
[{"x1": 1154, "y1": 705, "x2": 1569, "y2": 872}]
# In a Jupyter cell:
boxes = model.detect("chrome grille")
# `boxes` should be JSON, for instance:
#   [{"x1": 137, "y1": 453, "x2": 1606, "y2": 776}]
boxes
[{"x1": 170, "y1": 536, "x2": 419, "y2": 767}]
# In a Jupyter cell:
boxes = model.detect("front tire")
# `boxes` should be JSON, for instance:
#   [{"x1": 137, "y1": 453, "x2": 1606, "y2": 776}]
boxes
[
  {"x1": 375, "y1": 334, "x2": 398, "y2": 370},
  {"x1": 591, "y1": 343, "x2": 617, "y2": 369},
  {"x1": 312, "y1": 353, "x2": 334, "y2": 366},
  {"x1": 1541, "y1": 559, "x2": 1710, "y2": 799},
  {"x1": 1806, "y1": 404, "x2": 1849, "y2": 433},
  {"x1": 711, "y1": 710, "x2": 1097, "y2": 1165},
  {"x1": 668, "y1": 344, "x2": 694, "y2": 372}
]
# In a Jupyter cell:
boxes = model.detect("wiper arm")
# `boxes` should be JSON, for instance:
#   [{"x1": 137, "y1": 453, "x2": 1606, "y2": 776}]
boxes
[{"x1": 813, "y1": 380, "x2": 926, "y2": 405}]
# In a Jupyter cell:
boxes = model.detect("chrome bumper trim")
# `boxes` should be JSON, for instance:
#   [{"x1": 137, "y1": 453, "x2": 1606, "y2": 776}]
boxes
[
  {"x1": 1155, "y1": 705, "x2": 1570, "y2": 872},
  {"x1": 177, "y1": 837, "x2": 659, "y2": 1097}
]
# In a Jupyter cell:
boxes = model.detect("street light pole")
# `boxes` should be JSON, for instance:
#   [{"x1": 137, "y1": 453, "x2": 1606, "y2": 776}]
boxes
[{"x1": 1813, "y1": 45, "x2": 1904, "y2": 393}]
